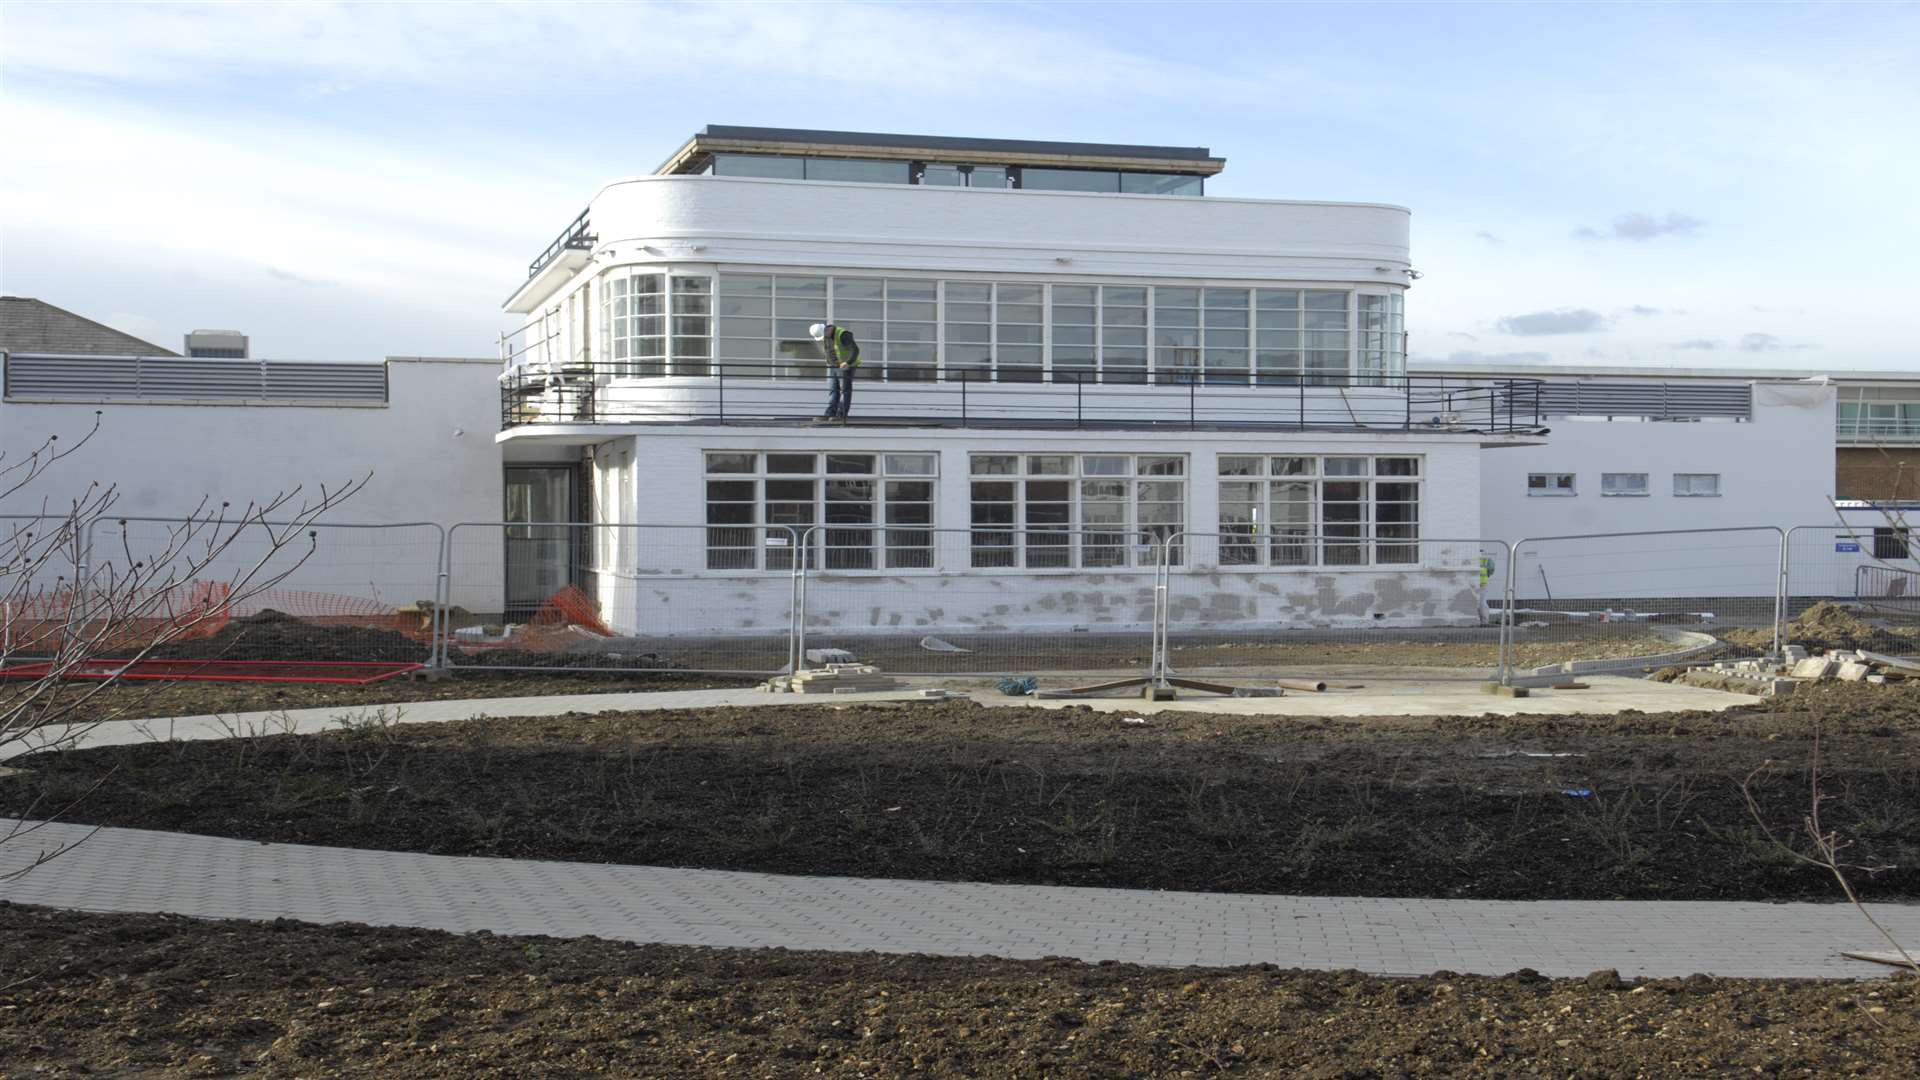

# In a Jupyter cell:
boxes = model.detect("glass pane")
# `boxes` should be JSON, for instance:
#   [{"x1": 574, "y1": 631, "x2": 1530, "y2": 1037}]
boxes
[
  {"x1": 972, "y1": 455, "x2": 1018, "y2": 476},
  {"x1": 1121, "y1": 173, "x2": 1204, "y2": 196},
  {"x1": 1083, "y1": 456, "x2": 1129, "y2": 476},
  {"x1": 825, "y1": 454, "x2": 875, "y2": 474},
  {"x1": 714, "y1": 154, "x2": 804, "y2": 179},
  {"x1": 947, "y1": 282, "x2": 992, "y2": 303},
  {"x1": 1022, "y1": 167, "x2": 1120, "y2": 193},
  {"x1": 969, "y1": 167, "x2": 1010, "y2": 188},
  {"x1": 1218, "y1": 456, "x2": 1262, "y2": 476},
  {"x1": 767, "y1": 454, "x2": 815, "y2": 474},
  {"x1": 885, "y1": 454, "x2": 936, "y2": 475},
  {"x1": 805, "y1": 158, "x2": 912, "y2": 184},
  {"x1": 920, "y1": 164, "x2": 964, "y2": 186},
  {"x1": 706, "y1": 452, "x2": 755, "y2": 473}
]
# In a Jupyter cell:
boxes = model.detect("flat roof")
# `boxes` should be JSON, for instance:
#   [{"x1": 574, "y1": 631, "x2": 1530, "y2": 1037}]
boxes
[
  {"x1": 1411, "y1": 360, "x2": 1920, "y2": 386},
  {"x1": 656, "y1": 125, "x2": 1225, "y2": 177}
]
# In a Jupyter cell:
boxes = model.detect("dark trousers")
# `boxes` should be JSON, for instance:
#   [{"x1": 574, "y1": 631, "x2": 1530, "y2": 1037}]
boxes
[{"x1": 825, "y1": 365, "x2": 855, "y2": 417}]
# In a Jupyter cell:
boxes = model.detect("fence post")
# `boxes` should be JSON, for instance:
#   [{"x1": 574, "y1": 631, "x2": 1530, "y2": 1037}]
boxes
[
  {"x1": 1776, "y1": 526, "x2": 1793, "y2": 658},
  {"x1": 1501, "y1": 538, "x2": 1523, "y2": 686},
  {"x1": 428, "y1": 523, "x2": 451, "y2": 670},
  {"x1": 795, "y1": 524, "x2": 818, "y2": 672},
  {"x1": 786, "y1": 525, "x2": 802, "y2": 676}
]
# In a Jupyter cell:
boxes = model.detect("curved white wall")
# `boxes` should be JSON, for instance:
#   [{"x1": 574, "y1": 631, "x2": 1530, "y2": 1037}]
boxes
[{"x1": 510, "y1": 176, "x2": 1411, "y2": 313}]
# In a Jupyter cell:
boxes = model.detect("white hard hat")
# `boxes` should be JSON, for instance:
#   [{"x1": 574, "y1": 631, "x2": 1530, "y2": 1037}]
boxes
[{"x1": 808, "y1": 323, "x2": 827, "y2": 339}]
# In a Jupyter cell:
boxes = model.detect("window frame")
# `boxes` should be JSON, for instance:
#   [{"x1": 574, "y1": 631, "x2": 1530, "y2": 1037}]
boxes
[
  {"x1": 1528, "y1": 472, "x2": 1578, "y2": 497},
  {"x1": 1600, "y1": 472, "x2": 1650, "y2": 497},
  {"x1": 702, "y1": 451, "x2": 939, "y2": 572},
  {"x1": 1217, "y1": 455, "x2": 1423, "y2": 569},
  {"x1": 1672, "y1": 472, "x2": 1722, "y2": 498},
  {"x1": 968, "y1": 453, "x2": 1185, "y2": 570}
]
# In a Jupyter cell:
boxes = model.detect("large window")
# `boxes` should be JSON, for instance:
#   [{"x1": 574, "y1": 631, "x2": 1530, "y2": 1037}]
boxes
[
  {"x1": 703, "y1": 451, "x2": 936, "y2": 571},
  {"x1": 601, "y1": 273, "x2": 664, "y2": 376},
  {"x1": 970, "y1": 453, "x2": 1184, "y2": 569},
  {"x1": 831, "y1": 278, "x2": 937, "y2": 382},
  {"x1": 601, "y1": 273, "x2": 1404, "y2": 385},
  {"x1": 703, "y1": 153, "x2": 1201, "y2": 195},
  {"x1": 716, "y1": 274, "x2": 829, "y2": 378},
  {"x1": 987, "y1": 283, "x2": 1045, "y2": 383},
  {"x1": 1218, "y1": 455, "x2": 1421, "y2": 566}
]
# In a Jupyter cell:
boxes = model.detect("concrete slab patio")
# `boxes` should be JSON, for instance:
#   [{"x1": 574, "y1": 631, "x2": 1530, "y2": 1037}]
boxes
[
  {"x1": 1, "y1": 673, "x2": 1759, "y2": 762},
  {"x1": 0, "y1": 818, "x2": 1909, "y2": 980}
]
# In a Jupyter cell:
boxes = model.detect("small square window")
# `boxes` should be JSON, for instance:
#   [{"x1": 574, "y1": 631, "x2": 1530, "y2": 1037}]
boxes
[
  {"x1": 1874, "y1": 527, "x2": 1911, "y2": 560},
  {"x1": 1601, "y1": 472, "x2": 1649, "y2": 497},
  {"x1": 1529, "y1": 473, "x2": 1576, "y2": 496},
  {"x1": 1673, "y1": 473, "x2": 1721, "y2": 497}
]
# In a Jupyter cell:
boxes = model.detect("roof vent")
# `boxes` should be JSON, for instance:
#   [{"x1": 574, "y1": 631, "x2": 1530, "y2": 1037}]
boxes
[{"x1": 184, "y1": 329, "x2": 250, "y2": 359}]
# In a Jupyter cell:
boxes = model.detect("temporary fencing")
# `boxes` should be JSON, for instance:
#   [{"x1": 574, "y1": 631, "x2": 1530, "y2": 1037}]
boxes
[
  {"x1": 1782, "y1": 524, "x2": 1920, "y2": 653},
  {"x1": 20, "y1": 511, "x2": 1920, "y2": 683},
  {"x1": 1505, "y1": 527, "x2": 1785, "y2": 669},
  {"x1": 77, "y1": 518, "x2": 445, "y2": 664},
  {"x1": 438, "y1": 522, "x2": 800, "y2": 675},
  {"x1": 795, "y1": 525, "x2": 1166, "y2": 676},
  {"x1": 1154, "y1": 533, "x2": 1513, "y2": 681}
]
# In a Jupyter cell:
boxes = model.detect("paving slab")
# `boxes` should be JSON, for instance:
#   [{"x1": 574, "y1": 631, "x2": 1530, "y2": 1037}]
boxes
[
  {"x1": 0, "y1": 819, "x2": 1909, "y2": 979},
  {"x1": 1, "y1": 675, "x2": 1758, "y2": 762}
]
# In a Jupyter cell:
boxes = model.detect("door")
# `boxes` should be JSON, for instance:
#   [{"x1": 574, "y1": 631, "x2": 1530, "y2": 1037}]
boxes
[{"x1": 504, "y1": 467, "x2": 576, "y2": 610}]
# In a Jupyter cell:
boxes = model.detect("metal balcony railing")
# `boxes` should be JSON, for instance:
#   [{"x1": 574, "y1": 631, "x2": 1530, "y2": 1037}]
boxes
[
  {"x1": 526, "y1": 208, "x2": 595, "y2": 279},
  {"x1": 499, "y1": 361, "x2": 1547, "y2": 435}
]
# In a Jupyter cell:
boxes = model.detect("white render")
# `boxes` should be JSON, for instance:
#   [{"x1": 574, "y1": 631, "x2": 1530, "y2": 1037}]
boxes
[
  {"x1": 560, "y1": 427, "x2": 1487, "y2": 638},
  {"x1": 0, "y1": 356, "x2": 507, "y2": 614},
  {"x1": 495, "y1": 169, "x2": 1526, "y2": 638}
]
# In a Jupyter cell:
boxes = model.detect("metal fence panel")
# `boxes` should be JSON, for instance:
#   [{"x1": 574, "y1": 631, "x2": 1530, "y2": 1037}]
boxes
[
  {"x1": 1155, "y1": 533, "x2": 1512, "y2": 681},
  {"x1": 1782, "y1": 523, "x2": 1920, "y2": 652},
  {"x1": 1507, "y1": 526, "x2": 1784, "y2": 666},
  {"x1": 796, "y1": 525, "x2": 1164, "y2": 676},
  {"x1": 77, "y1": 518, "x2": 445, "y2": 663},
  {"x1": 440, "y1": 522, "x2": 797, "y2": 675}
]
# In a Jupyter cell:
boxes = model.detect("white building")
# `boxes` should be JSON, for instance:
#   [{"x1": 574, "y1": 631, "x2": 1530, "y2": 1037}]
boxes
[
  {"x1": 495, "y1": 126, "x2": 1547, "y2": 637},
  {"x1": 1410, "y1": 360, "x2": 1920, "y2": 609}
]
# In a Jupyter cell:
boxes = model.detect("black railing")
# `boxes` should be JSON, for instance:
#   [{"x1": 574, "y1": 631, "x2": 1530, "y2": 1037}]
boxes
[
  {"x1": 499, "y1": 361, "x2": 1547, "y2": 435},
  {"x1": 526, "y1": 208, "x2": 596, "y2": 279}
]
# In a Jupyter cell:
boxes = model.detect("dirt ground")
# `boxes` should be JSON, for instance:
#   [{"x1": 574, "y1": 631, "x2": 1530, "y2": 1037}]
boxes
[
  {"x1": 1725, "y1": 601, "x2": 1920, "y2": 655},
  {"x1": 1, "y1": 905, "x2": 1913, "y2": 1079},
  {"x1": 9, "y1": 682, "x2": 1917, "y2": 904}
]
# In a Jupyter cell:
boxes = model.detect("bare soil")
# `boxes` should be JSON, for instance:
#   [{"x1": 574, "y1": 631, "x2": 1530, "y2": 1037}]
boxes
[
  {"x1": 1, "y1": 905, "x2": 1913, "y2": 1078},
  {"x1": 8, "y1": 682, "x2": 1917, "y2": 903},
  {"x1": 1725, "y1": 602, "x2": 1920, "y2": 655}
]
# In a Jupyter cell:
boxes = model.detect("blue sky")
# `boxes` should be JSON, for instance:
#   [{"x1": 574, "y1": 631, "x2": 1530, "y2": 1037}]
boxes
[{"x1": 2, "y1": 1, "x2": 1916, "y2": 369}]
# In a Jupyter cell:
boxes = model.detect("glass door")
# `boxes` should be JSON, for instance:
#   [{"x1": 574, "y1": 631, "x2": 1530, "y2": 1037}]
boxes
[{"x1": 504, "y1": 467, "x2": 576, "y2": 611}]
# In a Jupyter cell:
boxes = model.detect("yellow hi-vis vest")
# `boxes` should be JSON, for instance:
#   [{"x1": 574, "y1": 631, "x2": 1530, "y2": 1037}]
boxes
[{"x1": 829, "y1": 326, "x2": 861, "y2": 367}]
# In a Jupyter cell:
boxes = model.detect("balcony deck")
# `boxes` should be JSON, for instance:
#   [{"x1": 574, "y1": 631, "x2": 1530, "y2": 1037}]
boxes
[{"x1": 499, "y1": 363, "x2": 1547, "y2": 439}]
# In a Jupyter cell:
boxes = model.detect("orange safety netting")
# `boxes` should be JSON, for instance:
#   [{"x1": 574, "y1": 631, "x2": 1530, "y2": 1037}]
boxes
[
  {"x1": 4, "y1": 581, "x2": 234, "y2": 651},
  {"x1": 450, "y1": 585, "x2": 615, "y2": 653}
]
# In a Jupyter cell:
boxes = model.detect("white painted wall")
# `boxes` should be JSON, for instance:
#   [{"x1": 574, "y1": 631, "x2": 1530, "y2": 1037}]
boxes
[
  {"x1": 509, "y1": 176, "x2": 1411, "y2": 314},
  {"x1": 561, "y1": 425, "x2": 1492, "y2": 637},
  {"x1": 0, "y1": 357, "x2": 506, "y2": 614},
  {"x1": 1477, "y1": 381, "x2": 1838, "y2": 602}
]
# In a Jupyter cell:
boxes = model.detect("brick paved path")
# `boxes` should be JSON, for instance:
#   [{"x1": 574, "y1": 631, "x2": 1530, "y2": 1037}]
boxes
[{"x1": 2, "y1": 819, "x2": 1912, "y2": 979}]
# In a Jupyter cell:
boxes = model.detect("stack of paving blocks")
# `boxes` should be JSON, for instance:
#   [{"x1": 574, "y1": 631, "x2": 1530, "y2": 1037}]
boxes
[
  {"x1": 788, "y1": 663, "x2": 901, "y2": 694},
  {"x1": 1687, "y1": 645, "x2": 1912, "y2": 695}
]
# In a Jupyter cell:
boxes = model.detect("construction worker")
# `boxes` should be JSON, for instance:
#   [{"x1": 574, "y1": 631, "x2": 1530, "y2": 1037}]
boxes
[{"x1": 808, "y1": 322, "x2": 860, "y2": 422}]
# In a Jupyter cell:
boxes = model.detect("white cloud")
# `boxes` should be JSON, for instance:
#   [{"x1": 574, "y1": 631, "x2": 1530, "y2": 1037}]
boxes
[{"x1": 1, "y1": 1, "x2": 1284, "y2": 104}]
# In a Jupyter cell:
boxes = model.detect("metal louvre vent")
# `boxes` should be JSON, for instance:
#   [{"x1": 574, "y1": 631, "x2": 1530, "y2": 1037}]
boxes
[
  {"x1": 4, "y1": 354, "x2": 388, "y2": 404},
  {"x1": 1535, "y1": 381, "x2": 1750, "y2": 420}
]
